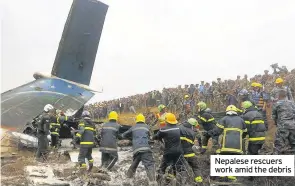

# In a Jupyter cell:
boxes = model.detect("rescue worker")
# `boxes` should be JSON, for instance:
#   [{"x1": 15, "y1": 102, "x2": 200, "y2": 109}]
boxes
[
  {"x1": 120, "y1": 114, "x2": 157, "y2": 185},
  {"x1": 36, "y1": 104, "x2": 54, "y2": 161},
  {"x1": 209, "y1": 105, "x2": 247, "y2": 182},
  {"x1": 241, "y1": 101, "x2": 266, "y2": 155},
  {"x1": 153, "y1": 113, "x2": 184, "y2": 181},
  {"x1": 179, "y1": 118, "x2": 203, "y2": 184},
  {"x1": 272, "y1": 90, "x2": 295, "y2": 154},
  {"x1": 156, "y1": 104, "x2": 168, "y2": 129},
  {"x1": 196, "y1": 101, "x2": 219, "y2": 154},
  {"x1": 76, "y1": 110, "x2": 96, "y2": 172},
  {"x1": 49, "y1": 110, "x2": 67, "y2": 149},
  {"x1": 249, "y1": 82, "x2": 269, "y2": 130},
  {"x1": 99, "y1": 111, "x2": 121, "y2": 170},
  {"x1": 271, "y1": 78, "x2": 294, "y2": 102}
]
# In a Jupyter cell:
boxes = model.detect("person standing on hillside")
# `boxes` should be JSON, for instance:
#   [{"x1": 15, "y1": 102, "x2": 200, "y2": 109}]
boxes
[
  {"x1": 272, "y1": 90, "x2": 295, "y2": 154},
  {"x1": 271, "y1": 78, "x2": 294, "y2": 102}
]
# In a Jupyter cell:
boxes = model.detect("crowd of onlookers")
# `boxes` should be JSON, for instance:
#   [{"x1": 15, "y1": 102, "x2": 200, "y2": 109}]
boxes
[{"x1": 86, "y1": 64, "x2": 295, "y2": 120}]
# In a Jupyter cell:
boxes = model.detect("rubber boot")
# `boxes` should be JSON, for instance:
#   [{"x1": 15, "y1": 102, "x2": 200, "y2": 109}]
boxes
[
  {"x1": 147, "y1": 169, "x2": 157, "y2": 186},
  {"x1": 88, "y1": 163, "x2": 93, "y2": 173}
]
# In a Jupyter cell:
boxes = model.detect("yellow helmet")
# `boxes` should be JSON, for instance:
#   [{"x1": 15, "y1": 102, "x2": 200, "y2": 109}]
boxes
[
  {"x1": 226, "y1": 105, "x2": 237, "y2": 112},
  {"x1": 108, "y1": 111, "x2": 118, "y2": 121},
  {"x1": 256, "y1": 83, "x2": 262, "y2": 88},
  {"x1": 165, "y1": 113, "x2": 178, "y2": 125},
  {"x1": 184, "y1": 95, "x2": 189, "y2": 99},
  {"x1": 275, "y1": 78, "x2": 284, "y2": 84},
  {"x1": 251, "y1": 82, "x2": 257, "y2": 87},
  {"x1": 135, "y1": 113, "x2": 145, "y2": 123}
]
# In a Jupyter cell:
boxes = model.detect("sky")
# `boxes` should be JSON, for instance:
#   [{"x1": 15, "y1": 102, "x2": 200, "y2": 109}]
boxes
[{"x1": 1, "y1": 0, "x2": 295, "y2": 103}]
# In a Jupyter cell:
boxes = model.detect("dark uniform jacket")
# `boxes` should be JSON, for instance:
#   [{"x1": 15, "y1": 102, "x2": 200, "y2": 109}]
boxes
[
  {"x1": 76, "y1": 117, "x2": 96, "y2": 147},
  {"x1": 122, "y1": 122, "x2": 152, "y2": 154},
  {"x1": 196, "y1": 110, "x2": 217, "y2": 131},
  {"x1": 153, "y1": 124, "x2": 182, "y2": 155},
  {"x1": 214, "y1": 115, "x2": 246, "y2": 154},
  {"x1": 179, "y1": 122, "x2": 196, "y2": 157},
  {"x1": 242, "y1": 106, "x2": 266, "y2": 144},
  {"x1": 37, "y1": 112, "x2": 51, "y2": 135},
  {"x1": 99, "y1": 121, "x2": 121, "y2": 152}
]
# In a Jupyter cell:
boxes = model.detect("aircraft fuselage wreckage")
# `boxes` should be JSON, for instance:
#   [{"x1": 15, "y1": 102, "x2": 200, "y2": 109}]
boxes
[{"x1": 1, "y1": 0, "x2": 109, "y2": 148}]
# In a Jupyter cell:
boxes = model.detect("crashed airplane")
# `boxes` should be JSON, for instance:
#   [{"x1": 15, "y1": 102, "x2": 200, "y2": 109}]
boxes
[{"x1": 1, "y1": 0, "x2": 109, "y2": 146}]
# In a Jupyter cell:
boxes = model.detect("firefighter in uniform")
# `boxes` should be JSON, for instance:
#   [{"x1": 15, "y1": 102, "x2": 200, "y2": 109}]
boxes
[
  {"x1": 121, "y1": 114, "x2": 157, "y2": 185},
  {"x1": 196, "y1": 101, "x2": 219, "y2": 154},
  {"x1": 75, "y1": 110, "x2": 96, "y2": 172},
  {"x1": 179, "y1": 118, "x2": 203, "y2": 184},
  {"x1": 99, "y1": 111, "x2": 121, "y2": 170},
  {"x1": 153, "y1": 104, "x2": 168, "y2": 132},
  {"x1": 36, "y1": 104, "x2": 54, "y2": 161},
  {"x1": 153, "y1": 113, "x2": 184, "y2": 182},
  {"x1": 49, "y1": 110, "x2": 69, "y2": 148},
  {"x1": 242, "y1": 101, "x2": 266, "y2": 155},
  {"x1": 209, "y1": 105, "x2": 247, "y2": 182}
]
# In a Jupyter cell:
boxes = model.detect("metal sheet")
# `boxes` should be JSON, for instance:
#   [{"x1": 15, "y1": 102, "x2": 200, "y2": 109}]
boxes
[{"x1": 1, "y1": 78, "x2": 94, "y2": 131}]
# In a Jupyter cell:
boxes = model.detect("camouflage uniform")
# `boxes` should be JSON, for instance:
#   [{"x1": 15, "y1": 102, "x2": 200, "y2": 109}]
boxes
[
  {"x1": 271, "y1": 86, "x2": 294, "y2": 102},
  {"x1": 272, "y1": 99, "x2": 295, "y2": 154}
]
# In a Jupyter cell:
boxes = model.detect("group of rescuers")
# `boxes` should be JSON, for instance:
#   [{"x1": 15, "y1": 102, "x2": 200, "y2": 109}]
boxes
[{"x1": 36, "y1": 88, "x2": 295, "y2": 185}]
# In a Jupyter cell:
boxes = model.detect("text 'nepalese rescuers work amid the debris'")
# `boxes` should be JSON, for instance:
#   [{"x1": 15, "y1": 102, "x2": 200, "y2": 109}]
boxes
[{"x1": 210, "y1": 155, "x2": 295, "y2": 176}]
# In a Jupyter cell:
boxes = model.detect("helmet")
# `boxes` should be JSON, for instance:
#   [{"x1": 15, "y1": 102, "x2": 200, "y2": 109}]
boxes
[
  {"x1": 135, "y1": 113, "x2": 145, "y2": 123},
  {"x1": 188, "y1": 118, "x2": 198, "y2": 126},
  {"x1": 165, "y1": 113, "x2": 178, "y2": 124},
  {"x1": 197, "y1": 102, "x2": 207, "y2": 111},
  {"x1": 238, "y1": 89, "x2": 248, "y2": 96},
  {"x1": 184, "y1": 95, "x2": 189, "y2": 99},
  {"x1": 242, "y1": 101, "x2": 253, "y2": 109},
  {"x1": 275, "y1": 78, "x2": 284, "y2": 84},
  {"x1": 256, "y1": 83, "x2": 263, "y2": 88},
  {"x1": 251, "y1": 82, "x2": 257, "y2": 87},
  {"x1": 226, "y1": 105, "x2": 237, "y2": 112},
  {"x1": 82, "y1": 110, "x2": 91, "y2": 117},
  {"x1": 158, "y1": 104, "x2": 166, "y2": 112},
  {"x1": 56, "y1": 109, "x2": 61, "y2": 115},
  {"x1": 204, "y1": 108, "x2": 212, "y2": 113},
  {"x1": 108, "y1": 111, "x2": 118, "y2": 121},
  {"x1": 44, "y1": 104, "x2": 54, "y2": 112}
]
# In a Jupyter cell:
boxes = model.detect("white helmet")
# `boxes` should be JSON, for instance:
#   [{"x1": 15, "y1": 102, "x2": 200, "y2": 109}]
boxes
[{"x1": 44, "y1": 104, "x2": 54, "y2": 112}]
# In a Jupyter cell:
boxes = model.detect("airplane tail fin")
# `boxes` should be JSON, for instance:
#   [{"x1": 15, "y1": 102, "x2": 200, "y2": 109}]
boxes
[{"x1": 51, "y1": 0, "x2": 108, "y2": 86}]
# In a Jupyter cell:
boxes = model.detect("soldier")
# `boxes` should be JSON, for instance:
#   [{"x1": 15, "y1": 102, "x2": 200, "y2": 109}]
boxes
[
  {"x1": 196, "y1": 102, "x2": 219, "y2": 154},
  {"x1": 179, "y1": 118, "x2": 203, "y2": 184},
  {"x1": 76, "y1": 111, "x2": 96, "y2": 172},
  {"x1": 121, "y1": 114, "x2": 157, "y2": 185},
  {"x1": 272, "y1": 90, "x2": 295, "y2": 154},
  {"x1": 36, "y1": 104, "x2": 54, "y2": 161},
  {"x1": 271, "y1": 78, "x2": 293, "y2": 102},
  {"x1": 241, "y1": 101, "x2": 266, "y2": 155}
]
